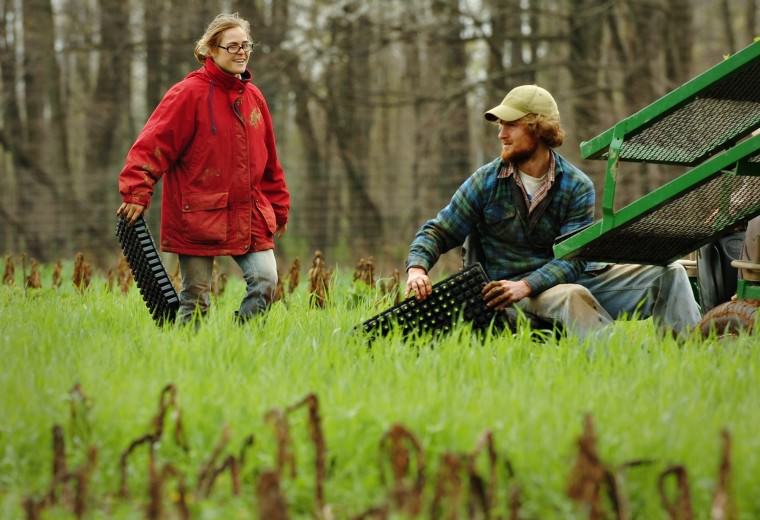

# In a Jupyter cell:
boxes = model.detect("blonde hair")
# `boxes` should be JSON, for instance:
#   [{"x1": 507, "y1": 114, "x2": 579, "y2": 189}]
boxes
[
  {"x1": 519, "y1": 113, "x2": 565, "y2": 148},
  {"x1": 194, "y1": 13, "x2": 251, "y2": 64}
]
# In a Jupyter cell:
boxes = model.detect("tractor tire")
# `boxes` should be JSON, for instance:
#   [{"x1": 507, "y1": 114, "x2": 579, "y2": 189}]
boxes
[{"x1": 698, "y1": 299, "x2": 759, "y2": 338}]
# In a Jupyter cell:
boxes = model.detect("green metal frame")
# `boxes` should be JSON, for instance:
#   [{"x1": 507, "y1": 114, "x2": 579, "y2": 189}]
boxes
[
  {"x1": 580, "y1": 40, "x2": 760, "y2": 161},
  {"x1": 736, "y1": 279, "x2": 760, "y2": 300},
  {"x1": 553, "y1": 133, "x2": 760, "y2": 260}
]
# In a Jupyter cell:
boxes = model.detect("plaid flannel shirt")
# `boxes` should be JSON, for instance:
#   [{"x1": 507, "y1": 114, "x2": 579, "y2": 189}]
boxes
[{"x1": 406, "y1": 151, "x2": 605, "y2": 295}]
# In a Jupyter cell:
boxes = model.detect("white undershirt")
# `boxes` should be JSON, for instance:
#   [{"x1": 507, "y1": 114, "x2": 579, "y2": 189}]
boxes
[{"x1": 518, "y1": 170, "x2": 547, "y2": 201}]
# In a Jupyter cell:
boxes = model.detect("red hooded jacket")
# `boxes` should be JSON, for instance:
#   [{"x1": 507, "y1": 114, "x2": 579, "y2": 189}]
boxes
[{"x1": 119, "y1": 59, "x2": 290, "y2": 255}]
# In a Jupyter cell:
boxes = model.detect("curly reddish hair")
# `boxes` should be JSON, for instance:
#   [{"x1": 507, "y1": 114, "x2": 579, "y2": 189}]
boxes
[{"x1": 519, "y1": 113, "x2": 565, "y2": 148}]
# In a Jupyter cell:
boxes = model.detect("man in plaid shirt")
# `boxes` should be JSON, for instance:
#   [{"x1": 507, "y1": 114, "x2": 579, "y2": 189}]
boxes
[{"x1": 405, "y1": 85, "x2": 700, "y2": 337}]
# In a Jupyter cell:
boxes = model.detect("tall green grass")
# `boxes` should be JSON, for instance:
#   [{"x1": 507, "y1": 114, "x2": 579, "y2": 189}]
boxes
[{"x1": 1, "y1": 266, "x2": 759, "y2": 518}]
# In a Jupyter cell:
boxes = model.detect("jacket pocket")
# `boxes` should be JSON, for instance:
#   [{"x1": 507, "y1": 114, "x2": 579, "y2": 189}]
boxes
[
  {"x1": 255, "y1": 198, "x2": 277, "y2": 235},
  {"x1": 181, "y1": 191, "x2": 229, "y2": 243}
]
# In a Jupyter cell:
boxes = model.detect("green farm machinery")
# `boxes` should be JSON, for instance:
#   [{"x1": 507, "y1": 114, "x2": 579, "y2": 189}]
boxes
[{"x1": 553, "y1": 40, "x2": 760, "y2": 336}]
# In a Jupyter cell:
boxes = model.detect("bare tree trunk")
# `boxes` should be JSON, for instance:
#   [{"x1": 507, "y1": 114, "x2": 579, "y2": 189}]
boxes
[
  {"x1": 569, "y1": 0, "x2": 603, "y2": 140},
  {"x1": 21, "y1": 0, "x2": 59, "y2": 258},
  {"x1": 0, "y1": 0, "x2": 23, "y2": 252},
  {"x1": 326, "y1": 4, "x2": 383, "y2": 252},
  {"x1": 144, "y1": 0, "x2": 165, "y2": 112},
  {"x1": 84, "y1": 0, "x2": 131, "y2": 256},
  {"x1": 720, "y1": 0, "x2": 736, "y2": 54},
  {"x1": 568, "y1": 0, "x2": 604, "y2": 187},
  {"x1": 433, "y1": 0, "x2": 471, "y2": 202},
  {"x1": 745, "y1": 0, "x2": 757, "y2": 43},
  {"x1": 665, "y1": 0, "x2": 693, "y2": 88}
]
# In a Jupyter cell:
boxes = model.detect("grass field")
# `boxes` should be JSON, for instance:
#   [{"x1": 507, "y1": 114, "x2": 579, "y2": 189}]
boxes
[{"x1": 1, "y1": 262, "x2": 759, "y2": 519}]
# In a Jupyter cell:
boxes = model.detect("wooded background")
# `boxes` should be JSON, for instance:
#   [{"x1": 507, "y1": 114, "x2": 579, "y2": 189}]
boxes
[{"x1": 0, "y1": 0, "x2": 757, "y2": 267}]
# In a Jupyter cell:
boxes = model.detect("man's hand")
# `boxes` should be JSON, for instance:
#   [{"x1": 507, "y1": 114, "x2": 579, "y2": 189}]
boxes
[
  {"x1": 482, "y1": 280, "x2": 532, "y2": 310},
  {"x1": 275, "y1": 223, "x2": 288, "y2": 239},
  {"x1": 405, "y1": 266, "x2": 432, "y2": 301},
  {"x1": 117, "y1": 202, "x2": 145, "y2": 224}
]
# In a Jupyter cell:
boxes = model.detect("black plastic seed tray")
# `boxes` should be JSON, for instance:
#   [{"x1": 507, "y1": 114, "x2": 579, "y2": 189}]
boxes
[
  {"x1": 116, "y1": 216, "x2": 179, "y2": 324},
  {"x1": 360, "y1": 264, "x2": 498, "y2": 337}
]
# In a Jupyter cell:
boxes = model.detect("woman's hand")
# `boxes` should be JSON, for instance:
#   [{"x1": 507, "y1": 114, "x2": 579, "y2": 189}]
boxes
[
  {"x1": 116, "y1": 202, "x2": 145, "y2": 224},
  {"x1": 275, "y1": 223, "x2": 288, "y2": 239}
]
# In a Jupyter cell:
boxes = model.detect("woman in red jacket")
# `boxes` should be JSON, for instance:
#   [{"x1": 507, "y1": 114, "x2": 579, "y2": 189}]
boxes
[{"x1": 117, "y1": 13, "x2": 290, "y2": 324}]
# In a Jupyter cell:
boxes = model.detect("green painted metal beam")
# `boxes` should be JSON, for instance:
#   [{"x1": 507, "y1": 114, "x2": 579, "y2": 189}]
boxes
[
  {"x1": 736, "y1": 279, "x2": 760, "y2": 300},
  {"x1": 554, "y1": 133, "x2": 760, "y2": 260},
  {"x1": 579, "y1": 40, "x2": 760, "y2": 160}
]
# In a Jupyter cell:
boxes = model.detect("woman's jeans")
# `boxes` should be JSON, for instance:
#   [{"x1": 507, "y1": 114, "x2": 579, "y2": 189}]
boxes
[{"x1": 177, "y1": 250, "x2": 277, "y2": 323}]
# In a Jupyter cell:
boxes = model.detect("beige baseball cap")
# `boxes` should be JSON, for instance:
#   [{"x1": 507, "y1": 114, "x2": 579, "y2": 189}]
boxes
[{"x1": 484, "y1": 85, "x2": 559, "y2": 122}]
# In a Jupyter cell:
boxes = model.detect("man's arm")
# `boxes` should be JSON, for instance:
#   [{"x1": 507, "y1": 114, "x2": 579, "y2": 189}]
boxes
[{"x1": 405, "y1": 172, "x2": 486, "y2": 299}]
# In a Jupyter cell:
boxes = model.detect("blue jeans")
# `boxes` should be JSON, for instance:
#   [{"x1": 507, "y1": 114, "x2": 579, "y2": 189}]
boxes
[
  {"x1": 177, "y1": 250, "x2": 277, "y2": 323},
  {"x1": 518, "y1": 263, "x2": 701, "y2": 338}
]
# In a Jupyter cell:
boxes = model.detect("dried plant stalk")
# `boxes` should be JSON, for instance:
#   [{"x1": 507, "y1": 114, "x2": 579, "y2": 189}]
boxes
[
  {"x1": 117, "y1": 256, "x2": 133, "y2": 294},
  {"x1": 25, "y1": 259, "x2": 42, "y2": 288},
  {"x1": 119, "y1": 383, "x2": 185, "y2": 497},
  {"x1": 711, "y1": 429, "x2": 736, "y2": 520},
  {"x1": 273, "y1": 270, "x2": 285, "y2": 302},
  {"x1": 196, "y1": 425, "x2": 231, "y2": 497},
  {"x1": 508, "y1": 484, "x2": 522, "y2": 520},
  {"x1": 286, "y1": 393, "x2": 327, "y2": 510},
  {"x1": 658, "y1": 465, "x2": 693, "y2": 520},
  {"x1": 353, "y1": 257, "x2": 375, "y2": 287},
  {"x1": 256, "y1": 470, "x2": 290, "y2": 520},
  {"x1": 51, "y1": 260, "x2": 63, "y2": 288},
  {"x1": 468, "y1": 430, "x2": 498, "y2": 515},
  {"x1": 72, "y1": 253, "x2": 92, "y2": 293},
  {"x1": 68, "y1": 383, "x2": 93, "y2": 444},
  {"x1": 378, "y1": 423, "x2": 425, "y2": 516},
  {"x1": 430, "y1": 453, "x2": 464, "y2": 520},
  {"x1": 287, "y1": 258, "x2": 300, "y2": 293},
  {"x1": 265, "y1": 408, "x2": 297, "y2": 479},
  {"x1": 308, "y1": 251, "x2": 332, "y2": 308},
  {"x1": 3, "y1": 255, "x2": 15, "y2": 286}
]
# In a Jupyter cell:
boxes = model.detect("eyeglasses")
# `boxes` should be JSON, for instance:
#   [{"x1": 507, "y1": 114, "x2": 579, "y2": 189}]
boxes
[{"x1": 217, "y1": 42, "x2": 252, "y2": 54}]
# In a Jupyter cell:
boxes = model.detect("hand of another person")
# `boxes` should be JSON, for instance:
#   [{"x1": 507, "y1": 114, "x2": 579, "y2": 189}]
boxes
[
  {"x1": 405, "y1": 267, "x2": 432, "y2": 300},
  {"x1": 482, "y1": 279, "x2": 532, "y2": 310},
  {"x1": 275, "y1": 223, "x2": 288, "y2": 239},
  {"x1": 116, "y1": 202, "x2": 145, "y2": 224}
]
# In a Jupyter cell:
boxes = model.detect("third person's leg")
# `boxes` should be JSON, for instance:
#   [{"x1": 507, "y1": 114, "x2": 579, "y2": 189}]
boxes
[{"x1": 578, "y1": 263, "x2": 701, "y2": 333}]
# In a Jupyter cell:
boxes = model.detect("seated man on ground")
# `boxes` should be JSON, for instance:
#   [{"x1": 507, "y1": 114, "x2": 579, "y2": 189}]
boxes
[{"x1": 404, "y1": 85, "x2": 701, "y2": 338}]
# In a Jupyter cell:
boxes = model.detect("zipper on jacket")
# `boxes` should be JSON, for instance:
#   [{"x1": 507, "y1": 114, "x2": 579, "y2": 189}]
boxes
[{"x1": 232, "y1": 98, "x2": 244, "y2": 125}]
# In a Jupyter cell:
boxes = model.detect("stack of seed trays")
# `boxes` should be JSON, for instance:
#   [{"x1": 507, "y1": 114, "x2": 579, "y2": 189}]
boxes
[
  {"x1": 116, "y1": 216, "x2": 179, "y2": 324},
  {"x1": 360, "y1": 263, "x2": 498, "y2": 338}
]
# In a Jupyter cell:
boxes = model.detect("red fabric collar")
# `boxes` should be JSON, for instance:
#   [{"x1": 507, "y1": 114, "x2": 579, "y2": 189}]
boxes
[{"x1": 203, "y1": 58, "x2": 252, "y2": 90}]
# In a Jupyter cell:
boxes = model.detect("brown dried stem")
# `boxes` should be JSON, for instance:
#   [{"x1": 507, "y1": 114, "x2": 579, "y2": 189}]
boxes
[
  {"x1": 378, "y1": 423, "x2": 425, "y2": 516},
  {"x1": 286, "y1": 393, "x2": 327, "y2": 510},
  {"x1": 265, "y1": 408, "x2": 297, "y2": 479},
  {"x1": 256, "y1": 470, "x2": 290, "y2": 520},
  {"x1": 658, "y1": 465, "x2": 693, "y2": 520},
  {"x1": 287, "y1": 258, "x2": 301, "y2": 293},
  {"x1": 430, "y1": 452, "x2": 464, "y2": 520},
  {"x1": 711, "y1": 429, "x2": 736, "y2": 520}
]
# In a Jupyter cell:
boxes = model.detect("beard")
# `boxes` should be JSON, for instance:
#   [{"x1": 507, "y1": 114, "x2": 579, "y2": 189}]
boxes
[{"x1": 500, "y1": 134, "x2": 539, "y2": 164}]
